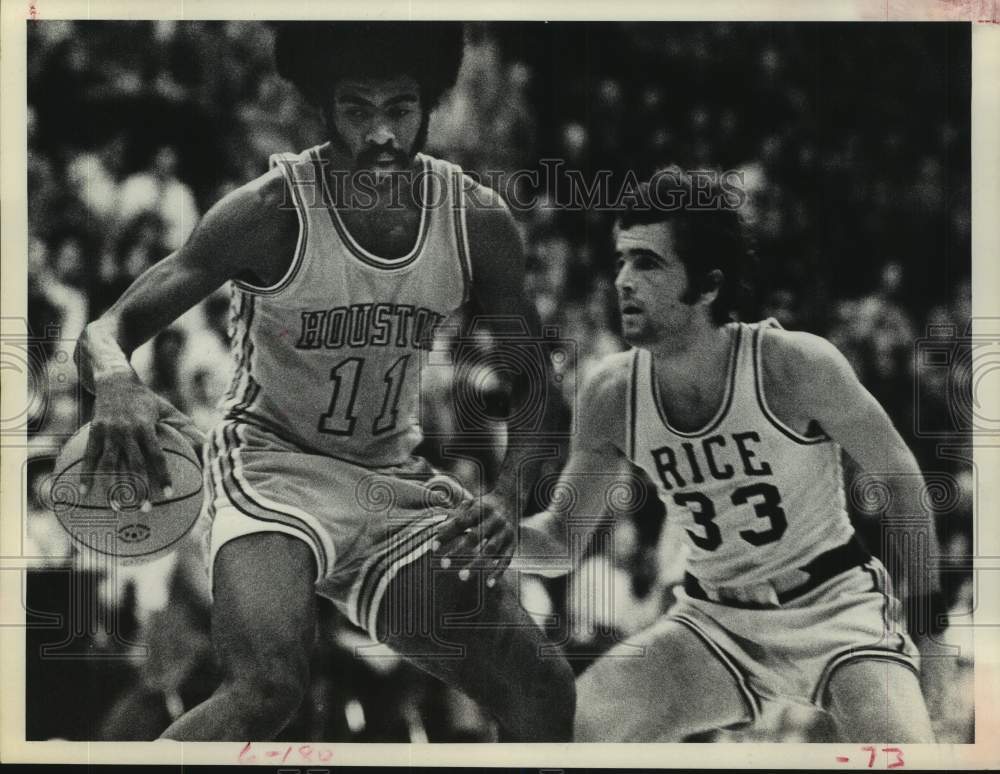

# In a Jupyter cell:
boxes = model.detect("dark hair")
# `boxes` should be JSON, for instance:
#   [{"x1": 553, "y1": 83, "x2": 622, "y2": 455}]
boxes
[
  {"x1": 616, "y1": 168, "x2": 755, "y2": 325},
  {"x1": 273, "y1": 22, "x2": 464, "y2": 110}
]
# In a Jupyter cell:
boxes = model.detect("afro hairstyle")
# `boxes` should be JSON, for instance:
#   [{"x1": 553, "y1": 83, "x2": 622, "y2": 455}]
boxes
[{"x1": 273, "y1": 21, "x2": 464, "y2": 110}]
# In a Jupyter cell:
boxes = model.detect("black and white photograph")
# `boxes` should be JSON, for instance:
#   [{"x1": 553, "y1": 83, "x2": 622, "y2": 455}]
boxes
[{"x1": 2, "y1": 3, "x2": 998, "y2": 769}]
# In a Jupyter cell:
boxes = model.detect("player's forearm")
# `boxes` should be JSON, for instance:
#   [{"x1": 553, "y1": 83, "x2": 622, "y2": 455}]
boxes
[
  {"x1": 511, "y1": 510, "x2": 574, "y2": 577},
  {"x1": 75, "y1": 317, "x2": 140, "y2": 394},
  {"x1": 491, "y1": 349, "x2": 569, "y2": 507},
  {"x1": 491, "y1": 442, "x2": 554, "y2": 509},
  {"x1": 881, "y1": 465, "x2": 942, "y2": 598}
]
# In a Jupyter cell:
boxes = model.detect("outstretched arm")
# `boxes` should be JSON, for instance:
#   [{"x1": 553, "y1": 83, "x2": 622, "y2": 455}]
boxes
[
  {"x1": 74, "y1": 171, "x2": 296, "y2": 506},
  {"x1": 776, "y1": 330, "x2": 942, "y2": 604},
  {"x1": 434, "y1": 188, "x2": 570, "y2": 583},
  {"x1": 513, "y1": 359, "x2": 636, "y2": 577}
]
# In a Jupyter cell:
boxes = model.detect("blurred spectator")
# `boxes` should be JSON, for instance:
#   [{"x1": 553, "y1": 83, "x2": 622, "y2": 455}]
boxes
[
  {"x1": 25, "y1": 20, "x2": 972, "y2": 744},
  {"x1": 118, "y1": 146, "x2": 199, "y2": 251},
  {"x1": 148, "y1": 328, "x2": 188, "y2": 411},
  {"x1": 178, "y1": 292, "x2": 232, "y2": 431},
  {"x1": 65, "y1": 136, "x2": 127, "y2": 225}
]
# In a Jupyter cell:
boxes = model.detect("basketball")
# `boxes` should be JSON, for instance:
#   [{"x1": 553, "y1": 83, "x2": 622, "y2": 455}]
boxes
[{"x1": 49, "y1": 422, "x2": 204, "y2": 560}]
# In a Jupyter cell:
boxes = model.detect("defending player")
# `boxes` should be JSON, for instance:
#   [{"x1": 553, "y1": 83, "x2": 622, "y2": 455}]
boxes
[
  {"x1": 514, "y1": 171, "x2": 939, "y2": 742},
  {"x1": 74, "y1": 22, "x2": 574, "y2": 741}
]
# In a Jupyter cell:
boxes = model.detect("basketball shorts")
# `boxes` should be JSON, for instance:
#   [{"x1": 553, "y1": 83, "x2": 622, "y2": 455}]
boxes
[
  {"x1": 198, "y1": 420, "x2": 471, "y2": 638},
  {"x1": 667, "y1": 556, "x2": 920, "y2": 723}
]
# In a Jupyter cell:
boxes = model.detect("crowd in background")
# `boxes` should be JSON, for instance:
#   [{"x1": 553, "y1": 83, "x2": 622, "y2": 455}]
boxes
[{"x1": 24, "y1": 21, "x2": 973, "y2": 743}]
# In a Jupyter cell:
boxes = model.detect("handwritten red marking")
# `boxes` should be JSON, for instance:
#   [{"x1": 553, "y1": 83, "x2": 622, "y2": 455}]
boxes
[
  {"x1": 863, "y1": 746, "x2": 877, "y2": 768},
  {"x1": 28, "y1": 2, "x2": 37, "y2": 19},
  {"x1": 238, "y1": 741, "x2": 256, "y2": 764},
  {"x1": 238, "y1": 741, "x2": 335, "y2": 764},
  {"x1": 883, "y1": 747, "x2": 905, "y2": 769},
  {"x1": 836, "y1": 756, "x2": 850, "y2": 763}
]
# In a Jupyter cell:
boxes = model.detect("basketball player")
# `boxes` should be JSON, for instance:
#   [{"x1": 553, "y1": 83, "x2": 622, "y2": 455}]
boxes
[
  {"x1": 514, "y1": 172, "x2": 940, "y2": 742},
  {"x1": 74, "y1": 22, "x2": 574, "y2": 741}
]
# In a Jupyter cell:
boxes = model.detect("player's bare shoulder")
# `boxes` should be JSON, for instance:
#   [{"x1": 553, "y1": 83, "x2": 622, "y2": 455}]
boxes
[
  {"x1": 462, "y1": 179, "x2": 516, "y2": 243},
  {"x1": 758, "y1": 323, "x2": 855, "y2": 430},
  {"x1": 759, "y1": 325, "x2": 852, "y2": 384},
  {"x1": 459, "y1": 178, "x2": 529, "y2": 309},
  {"x1": 577, "y1": 350, "x2": 634, "y2": 453},
  {"x1": 463, "y1": 177, "x2": 508, "y2": 215},
  {"x1": 190, "y1": 166, "x2": 300, "y2": 288}
]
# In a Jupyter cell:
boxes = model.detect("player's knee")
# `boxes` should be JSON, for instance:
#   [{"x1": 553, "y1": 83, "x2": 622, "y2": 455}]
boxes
[
  {"x1": 229, "y1": 672, "x2": 307, "y2": 731},
  {"x1": 573, "y1": 704, "x2": 602, "y2": 742},
  {"x1": 545, "y1": 654, "x2": 576, "y2": 709},
  {"x1": 520, "y1": 654, "x2": 576, "y2": 739},
  {"x1": 573, "y1": 667, "x2": 621, "y2": 742},
  {"x1": 222, "y1": 653, "x2": 310, "y2": 731}
]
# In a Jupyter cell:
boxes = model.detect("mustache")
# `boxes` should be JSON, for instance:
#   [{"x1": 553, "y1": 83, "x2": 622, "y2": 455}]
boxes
[{"x1": 357, "y1": 144, "x2": 408, "y2": 167}]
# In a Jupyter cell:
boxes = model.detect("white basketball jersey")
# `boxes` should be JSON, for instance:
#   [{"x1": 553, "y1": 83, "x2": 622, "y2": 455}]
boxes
[
  {"x1": 220, "y1": 145, "x2": 472, "y2": 466},
  {"x1": 626, "y1": 320, "x2": 855, "y2": 586}
]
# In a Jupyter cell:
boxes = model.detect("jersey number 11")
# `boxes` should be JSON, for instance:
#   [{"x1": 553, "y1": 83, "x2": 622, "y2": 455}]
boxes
[{"x1": 318, "y1": 355, "x2": 411, "y2": 436}]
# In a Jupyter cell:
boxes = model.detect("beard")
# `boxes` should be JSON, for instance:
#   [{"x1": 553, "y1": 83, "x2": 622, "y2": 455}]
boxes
[{"x1": 323, "y1": 109, "x2": 430, "y2": 171}]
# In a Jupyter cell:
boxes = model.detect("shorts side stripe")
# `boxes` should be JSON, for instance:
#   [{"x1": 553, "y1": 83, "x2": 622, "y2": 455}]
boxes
[
  {"x1": 862, "y1": 560, "x2": 906, "y2": 650},
  {"x1": 212, "y1": 424, "x2": 320, "y2": 556},
  {"x1": 669, "y1": 613, "x2": 762, "y2": 724},
  {"x1": 350, "y1": 515, "x2": 444, "y2": 621},
  {"x1": 214, "y1": 424, "x2": 334, "y2": 578},
  {"x1": 351, "y1": 512, "x2": 447, "y2": 636},
  {"x1": 362, "y1": 530, "x2": 440, "y2": 639},
  {"x1": 225, "y1": 423, "x2": 335, "y2": 571},
  {"x1": 812, "y1": 647, "x2": 920, "y2": 708}
]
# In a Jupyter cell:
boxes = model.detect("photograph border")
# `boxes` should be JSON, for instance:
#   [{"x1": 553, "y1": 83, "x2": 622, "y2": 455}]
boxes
[{"x1": 2, "y1": 0, "x2": 998, "y2": 768}]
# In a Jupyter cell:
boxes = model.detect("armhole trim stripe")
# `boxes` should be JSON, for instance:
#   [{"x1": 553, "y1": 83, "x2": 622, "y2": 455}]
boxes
[
  {"x1": 233, "y1": 153, "x2": 309, "y2": 296},
  {"x1": 452, "y1": 168, "x2": 473, "y2": 303},
  {"x1": 752, "y1": 326, "x2": 829, "y2": 445},
  {"x1": 627, "y1": 349, "x2": 639, "y2": 462},
  {"x1": 232, "y1": 293, "x2": 259, "y2": 413}
]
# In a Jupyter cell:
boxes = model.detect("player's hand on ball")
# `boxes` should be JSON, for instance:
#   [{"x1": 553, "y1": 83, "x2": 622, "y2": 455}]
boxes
[
  {"x1": 434, "y1": 492, "x2": 516, "y2": 588},
  {"x1": 154, "y1": 392, "x2": 206, "y2": 454},
  {"x1": 81, "y1": 374, "x2": 181, "y2": 511}
]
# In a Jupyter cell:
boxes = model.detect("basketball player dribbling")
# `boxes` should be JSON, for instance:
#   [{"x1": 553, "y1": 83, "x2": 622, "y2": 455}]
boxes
[
  {"x1": 515, "y1": 172, "x2": 939, "y2": 742},
  {"x1": 74, "y1": 22, "x2": 574, "y2": 741}
]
